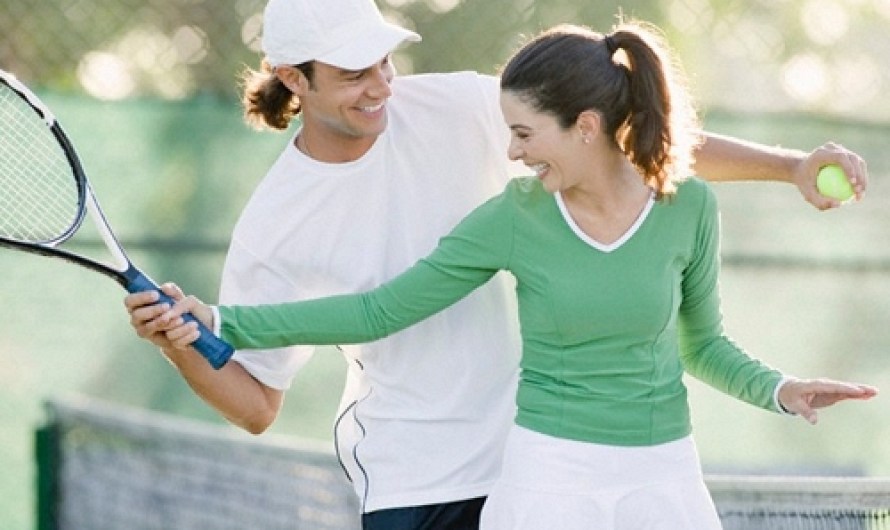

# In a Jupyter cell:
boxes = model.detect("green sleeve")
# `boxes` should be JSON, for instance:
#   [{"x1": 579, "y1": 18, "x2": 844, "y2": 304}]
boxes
[
  {"x1": 219, "y1": 192, "x2": 515, "y2": 350},
  {"x1": 677, "y1": 184, "x2": 783, "y2": 412}
]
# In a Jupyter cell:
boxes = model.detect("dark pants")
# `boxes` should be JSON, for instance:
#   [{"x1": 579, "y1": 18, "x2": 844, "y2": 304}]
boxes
[{"x1": 362, "y1": 497, "x2": 487, "y2": 530}]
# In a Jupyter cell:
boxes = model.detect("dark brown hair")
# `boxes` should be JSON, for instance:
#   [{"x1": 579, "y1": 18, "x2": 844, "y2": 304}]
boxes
[
  {"x1": 240, "y1": 59, "x2": 314, "y2": 131},
  {"x1": 500, "y1": 21, "x2": 701, "y2": 197}
]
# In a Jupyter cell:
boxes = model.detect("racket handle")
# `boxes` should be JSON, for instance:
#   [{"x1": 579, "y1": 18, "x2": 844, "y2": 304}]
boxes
[{"x1": 125, "y1": 274, "x2": 235, "y2": 370}]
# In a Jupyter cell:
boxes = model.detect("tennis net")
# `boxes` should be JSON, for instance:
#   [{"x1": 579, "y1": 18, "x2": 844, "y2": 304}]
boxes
[
  {"x1": 36, "y1": 397, "x2": 360, "y2": 530},
  {"x1": 707, "y1": 474, "x2": 890, "y2": 529},
  {"x1": 36, "y1": 397, "x2": 890, "y2": 529}
]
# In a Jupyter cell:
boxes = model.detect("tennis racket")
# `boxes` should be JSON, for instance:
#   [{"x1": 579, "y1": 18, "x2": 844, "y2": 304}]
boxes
[{"x1": 0, "y1": 69, "x2": 234, "y2": 369}]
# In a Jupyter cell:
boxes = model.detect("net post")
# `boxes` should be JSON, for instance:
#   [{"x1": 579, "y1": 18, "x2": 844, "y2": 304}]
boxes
[{"x1": 34, "y1": 401, "x2": 61, "y2": 530}]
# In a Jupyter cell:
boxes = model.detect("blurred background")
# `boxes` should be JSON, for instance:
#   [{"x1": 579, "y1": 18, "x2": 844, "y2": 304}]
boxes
[{"x1": 1, "y1": 0, "x2": 889, "y2": 528}]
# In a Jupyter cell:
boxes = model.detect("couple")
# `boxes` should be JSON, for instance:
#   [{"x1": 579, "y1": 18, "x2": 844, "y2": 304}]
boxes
[{"x1": 126, "y1": 0, "x2": 876, "y2": 529}]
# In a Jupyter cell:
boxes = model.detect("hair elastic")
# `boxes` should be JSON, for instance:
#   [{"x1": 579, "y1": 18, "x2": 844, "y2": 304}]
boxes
[{"x1": 604, "y1": 35, "x2": 618, "y2": 55}]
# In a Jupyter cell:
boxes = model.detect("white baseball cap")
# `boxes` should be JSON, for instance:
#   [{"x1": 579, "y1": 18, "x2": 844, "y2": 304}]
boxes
[{"x1": 262, "y1": 0, "x2": 421, "y2": 70}]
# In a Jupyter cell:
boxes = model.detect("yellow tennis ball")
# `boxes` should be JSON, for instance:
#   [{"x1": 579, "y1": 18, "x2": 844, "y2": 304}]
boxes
[{"x1": 816, "y1": 165, "x2": 854, "y2": 201}]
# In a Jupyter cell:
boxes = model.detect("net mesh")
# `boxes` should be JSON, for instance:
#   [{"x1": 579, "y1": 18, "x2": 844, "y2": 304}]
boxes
[
  {"x1": 0, "y1": 80, "x2": 81, "y2": 244},
  {"x1": 707, "y1": 475, "x2": 890, "y2": 529},
  {"x1": 39, "y1": 397, "x2": 360, "y2": 530},
  {"x1": 39, "y1": 398, "x2": 890, "y2": 530}
]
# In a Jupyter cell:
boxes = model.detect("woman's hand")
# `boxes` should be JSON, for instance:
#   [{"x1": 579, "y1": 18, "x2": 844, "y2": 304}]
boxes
[{"x1": 778, "y1": 377, "x2": 878, "y2": 424}]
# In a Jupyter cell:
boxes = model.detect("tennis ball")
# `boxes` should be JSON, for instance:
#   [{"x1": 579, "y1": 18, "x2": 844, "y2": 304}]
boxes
[{"x1": 816, "y1": 165, "x2": 854, "y2": 202}]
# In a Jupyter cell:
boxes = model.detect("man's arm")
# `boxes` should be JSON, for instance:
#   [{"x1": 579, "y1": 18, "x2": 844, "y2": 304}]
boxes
[
  {"x1": 126, "y1": 286, "x2": 284, "y2": 435},
  {"x1": 694, "y1": 132, "x2": 868, "y2": 210}
]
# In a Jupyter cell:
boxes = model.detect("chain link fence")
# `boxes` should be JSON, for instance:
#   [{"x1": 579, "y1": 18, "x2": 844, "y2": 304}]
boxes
[
  {"x1": 2, "y1": 3, "x2": 890, "y2": 529},
  {"x1": 2, "y1": 0, "x2": 889, "y2": 121}
]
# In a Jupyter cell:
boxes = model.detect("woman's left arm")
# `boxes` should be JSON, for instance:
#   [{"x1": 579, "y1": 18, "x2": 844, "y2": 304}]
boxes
[
  {"x1": 677, "y1": 183, "x2": 785, "y2": 412},
  {"x1": 694, "y1": 132, "x2": 868, "y2": 210},
  {"x1": 677, "y1": 183, "x2": 878, "y2": 417}
]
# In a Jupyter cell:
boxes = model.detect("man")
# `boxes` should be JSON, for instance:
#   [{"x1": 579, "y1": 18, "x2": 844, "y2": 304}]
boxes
[{"x1": 126, "y1": 0, "x2": 867, "y2": 528}]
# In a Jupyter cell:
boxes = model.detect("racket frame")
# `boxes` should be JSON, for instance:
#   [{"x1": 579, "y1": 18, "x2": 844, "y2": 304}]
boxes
[{"x1": 0, "y1": 69, "x2": 234, "y2": 368}]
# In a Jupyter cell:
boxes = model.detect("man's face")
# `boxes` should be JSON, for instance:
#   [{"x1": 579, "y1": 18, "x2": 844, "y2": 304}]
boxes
[{"x1": 298, "y1": 55, "x2": 395, "y2": 145}]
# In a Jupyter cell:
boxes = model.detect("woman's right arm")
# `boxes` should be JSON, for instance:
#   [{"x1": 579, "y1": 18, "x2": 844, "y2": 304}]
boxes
[{"x1": 163, "y1": 188, "x2": 517, "y2": 352}]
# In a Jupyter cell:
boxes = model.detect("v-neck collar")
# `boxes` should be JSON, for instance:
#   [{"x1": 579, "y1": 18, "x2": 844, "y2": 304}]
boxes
[{"x1": 554, "y1": 191, "x2": 655, "y2": 253}]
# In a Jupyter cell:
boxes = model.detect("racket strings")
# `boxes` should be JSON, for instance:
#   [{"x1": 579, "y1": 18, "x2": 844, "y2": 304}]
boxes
[{"x1": 0, "y1": 85, "x2": 82, "y2": 244}]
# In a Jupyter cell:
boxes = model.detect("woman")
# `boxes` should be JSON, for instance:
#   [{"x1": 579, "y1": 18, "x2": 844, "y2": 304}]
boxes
[{"x1": 155, "y1": 21, "x2": 876, "y2": 529}]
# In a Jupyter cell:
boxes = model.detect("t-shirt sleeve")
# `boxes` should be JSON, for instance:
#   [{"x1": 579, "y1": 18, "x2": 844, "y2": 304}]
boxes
[
  {"x1": 677, "y1": 182, "x2": 783, "y2": 412},
  {"x1": 219, "y1": 189, "x2": 516, "y2": 350},
  {"x1": 476, "y1": 74, "x2": 528, "y2": 180},
  {"x1": 219, "y1": 235, "x2": 317, "y2": 390}
]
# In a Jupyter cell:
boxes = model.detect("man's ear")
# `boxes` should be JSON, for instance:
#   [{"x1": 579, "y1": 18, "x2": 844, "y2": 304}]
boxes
[{"x1": 275, "y1": 65, "x2": 309, "y2": 95}]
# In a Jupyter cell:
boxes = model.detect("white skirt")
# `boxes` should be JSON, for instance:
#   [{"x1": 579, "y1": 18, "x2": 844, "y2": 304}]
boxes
[{"x1": 480, "y1": 425, "x2": 722, "y2": 530}]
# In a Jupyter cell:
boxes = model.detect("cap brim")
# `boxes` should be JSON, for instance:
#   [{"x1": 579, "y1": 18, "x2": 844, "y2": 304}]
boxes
[{"x1": 317, "y1": 21, "x2": 421, "y2": 70}]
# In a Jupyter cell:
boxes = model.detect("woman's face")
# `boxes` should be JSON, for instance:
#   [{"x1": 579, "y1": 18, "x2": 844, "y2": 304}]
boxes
[{"x1": 500, "y1": 91, "x2": 584, "y2": 194}]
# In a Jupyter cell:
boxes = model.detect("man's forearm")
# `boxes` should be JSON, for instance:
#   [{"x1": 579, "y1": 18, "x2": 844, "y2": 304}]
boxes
[
  {"x1": 162, "y1": 346, "x2": 283, "y2": 434},
  {"x1": 694, "y1": 131, "x2": 806, "y2": 183}
]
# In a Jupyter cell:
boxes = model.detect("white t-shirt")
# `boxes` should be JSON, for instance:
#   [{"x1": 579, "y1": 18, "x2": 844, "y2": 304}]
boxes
[{"x1": 220, "y1": 72, "x2": 525, "y2": 512}]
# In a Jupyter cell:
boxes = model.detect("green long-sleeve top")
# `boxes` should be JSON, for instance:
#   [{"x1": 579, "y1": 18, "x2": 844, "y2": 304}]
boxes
[{"x1": 220, "y1": 177, "x2": 783, "y2": 446}]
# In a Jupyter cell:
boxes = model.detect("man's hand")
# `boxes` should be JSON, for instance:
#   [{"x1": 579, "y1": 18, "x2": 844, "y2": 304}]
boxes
[
  {"x1": 792, "y1": 142, "x2": 868, "y2": 210},
  {"x1": 124, "y1": 284, "x2": 180, "y2": 350}
]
